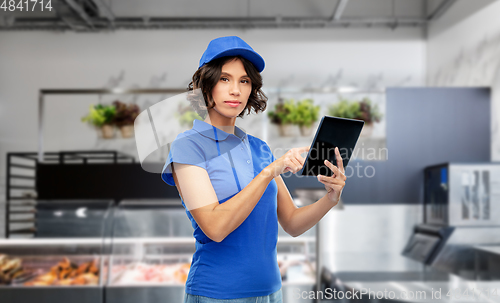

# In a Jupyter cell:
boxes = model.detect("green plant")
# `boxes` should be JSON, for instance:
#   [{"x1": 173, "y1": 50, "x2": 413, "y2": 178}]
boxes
[
  {"x1": 328, "y1": 96, "x2": 383, "y2": 124},
  {"x1": 113, "y1": 100, "x2": 140, "y2": 127},
  {"x1": 294, "y1": 98, "x2": 320, "y2": 127},
  {"x1": 267, "y1": 98, "x2": 300, "y2": 125},
  {"x1": 81, "y1": 104, "x2": 116, "y2": 127},
  {"x1": 175, "y1": 103, "x2": 203, "y2": 127}
]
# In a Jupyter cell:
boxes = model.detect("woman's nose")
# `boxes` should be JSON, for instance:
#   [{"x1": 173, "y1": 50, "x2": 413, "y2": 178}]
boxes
[{"x1": 230, "y1": 83, "x2": 241, "y2": 96}]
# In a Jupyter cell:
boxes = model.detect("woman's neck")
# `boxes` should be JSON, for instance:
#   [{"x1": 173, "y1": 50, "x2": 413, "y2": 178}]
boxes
[{"x1": 204, "y1": 109, "x2": 236, "y2": 135}]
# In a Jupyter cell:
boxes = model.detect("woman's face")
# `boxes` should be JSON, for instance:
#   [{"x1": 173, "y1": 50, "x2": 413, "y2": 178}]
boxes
[{"x1": 210, "y1": 58, "x2": 252, "y2": 120}]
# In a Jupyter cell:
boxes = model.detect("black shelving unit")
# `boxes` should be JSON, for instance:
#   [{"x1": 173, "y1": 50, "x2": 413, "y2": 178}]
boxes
[{"x1": 5, "y1": 151, "x2": 134, "y2": 238}]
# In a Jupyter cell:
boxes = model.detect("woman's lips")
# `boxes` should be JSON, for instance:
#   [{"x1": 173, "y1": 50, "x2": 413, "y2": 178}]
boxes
[{"x1": 224, "y1": 101, "x2": 241, "y2": 107}]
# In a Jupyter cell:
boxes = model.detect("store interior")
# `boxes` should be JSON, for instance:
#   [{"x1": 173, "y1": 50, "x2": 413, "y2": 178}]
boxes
[{"x1": 1, "y1": 0, "x2": 500, "y2": 302}]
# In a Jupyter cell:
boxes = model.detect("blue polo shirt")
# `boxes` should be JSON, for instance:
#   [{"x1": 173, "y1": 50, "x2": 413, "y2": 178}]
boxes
[{"x1": 161, "y1": 119, "x2": 281, "y2": 299}]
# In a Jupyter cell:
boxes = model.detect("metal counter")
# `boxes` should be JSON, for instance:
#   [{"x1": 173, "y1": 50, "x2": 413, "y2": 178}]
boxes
[{"x1": 320, "y1": 252, "x2": 500, "y2": 302}]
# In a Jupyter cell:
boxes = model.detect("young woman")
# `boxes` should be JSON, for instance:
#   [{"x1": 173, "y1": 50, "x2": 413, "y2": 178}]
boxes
[{"x1": 161, "y1": 36, "x2": 346, "y2": 303}]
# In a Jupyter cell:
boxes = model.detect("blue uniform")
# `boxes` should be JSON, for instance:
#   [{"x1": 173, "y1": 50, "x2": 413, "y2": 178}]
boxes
[{"x1": 161, "y1": 119, "x2": 281, "y2": 299}]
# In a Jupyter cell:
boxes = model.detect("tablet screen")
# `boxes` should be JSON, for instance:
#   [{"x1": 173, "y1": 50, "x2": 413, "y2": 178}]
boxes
[{"x1": 301, "y1": 116, "x2": 364, "y2": 176}]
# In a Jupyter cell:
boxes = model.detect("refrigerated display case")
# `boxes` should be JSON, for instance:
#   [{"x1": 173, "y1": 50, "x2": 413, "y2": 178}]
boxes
[
  {"x1": 105, "y1": 199, "x2": 193, "y2": 303},
  {"x1": 1, "y1": 198, "x2": 317, "y2": 303},
  {"x1": 35, "y1": 200, "x2": 113, "y2": 238},
  {"x1": 0, "y1": 200, "x2": 112, "y2": 303},
  {"x1": 105, "y1": 199, "x2": 316, "y2": 303},
  {"x1": 0, "y1": 238, "x2": 107, "y2": 303}
]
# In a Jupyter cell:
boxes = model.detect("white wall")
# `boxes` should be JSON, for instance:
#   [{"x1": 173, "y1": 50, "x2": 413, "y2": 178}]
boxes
[
  {"x1": 322, "y1": 204, "x2": 421, "y2": 256},
  {"x1": 0, "y1": 28, "x2": 426, "y2": 238},
  {"x1": 0, "y1": 28, "x2": 426, "y2": 180},
  {"x1": 427, "y1": 0, "x2": 500, "y2": 161}
]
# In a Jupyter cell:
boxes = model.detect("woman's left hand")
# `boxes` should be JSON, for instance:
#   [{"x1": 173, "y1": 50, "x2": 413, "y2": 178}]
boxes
[{"x1": 317, "y1": 146, "x2": 346, "y2": 205}]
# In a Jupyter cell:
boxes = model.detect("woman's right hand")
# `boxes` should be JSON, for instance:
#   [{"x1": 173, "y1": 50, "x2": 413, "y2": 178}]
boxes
[{"x1": 266, "y1": 146, "x2": 310, "y2": 178}]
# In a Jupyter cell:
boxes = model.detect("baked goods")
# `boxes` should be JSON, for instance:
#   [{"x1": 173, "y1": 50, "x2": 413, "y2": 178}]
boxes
[
  {"x1": 0, "y1": 254, "x2": 26, "y2": 285},
  {"x1": 24, "y1": 258, "x2": 99, "y2": 286}
]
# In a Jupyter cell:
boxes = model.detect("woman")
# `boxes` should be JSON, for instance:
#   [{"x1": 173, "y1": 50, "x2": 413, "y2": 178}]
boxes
[{"x1": 161, "y1": 36, "x2": 346, "y2": 303}]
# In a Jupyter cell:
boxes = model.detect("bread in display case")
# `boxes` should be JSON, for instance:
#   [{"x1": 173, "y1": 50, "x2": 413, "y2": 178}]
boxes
[
  {"x1": 0, "y1": 238, "x2": 107, "y2": 303},
  {"x1": 0, "y1": 199, "x2": 113, "y2": 303}
]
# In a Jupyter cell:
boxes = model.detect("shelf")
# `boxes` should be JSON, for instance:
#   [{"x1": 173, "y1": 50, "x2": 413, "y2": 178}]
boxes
[
  {"x1": 0, "y1": 237, "x2": 314, "y2": 246},
  {"x1": 111, "y1": 237, "x2": 195, "y2": 245},
  {"x1": 0, "y1": 238, "x2": 104, "y2": 246},
  {"x1": 282, "y1": 280, "x2": 315, "y2": 286},
  {"x1": 96, "y1": 137, "x2": 135, "y2": 142},
  {"x1": 277, "y1": 236, "x2": 315, "y2": 244}
]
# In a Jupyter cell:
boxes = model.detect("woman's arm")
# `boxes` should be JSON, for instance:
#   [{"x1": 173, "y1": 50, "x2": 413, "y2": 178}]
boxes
[
  {"x1": 172, "y1": 146, "x2": 309, "y2": 243},
  {"x1": 276, "y1": 175, "x2": 337, "y2": 237},
  {"x1": 277, "y1": 146, "x2": 346, "y2": 237},
  {"x1": 172, "y1": 163, "x2": 274, "y2": 242}
]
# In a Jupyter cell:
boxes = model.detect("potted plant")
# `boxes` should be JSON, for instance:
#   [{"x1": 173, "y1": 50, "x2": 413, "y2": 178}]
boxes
[
  {"x1": 294, "y1": 98, "x2": 320, "y2": 136},
  {"x1": 175, "y1": 103, "x2": 203, "y2": 128},
  {"x1": 81, "y1": 104, "x2": 117, "y2": 139},
  {"x1": 328, "y1": 97, "x2": 383, "y2": 137},
  {"x1": 113, "y1": 100, "x2": 140, "y2": 138},
  {"x1": 267, "y1": 98, "x2": 299, "y2": 136}
]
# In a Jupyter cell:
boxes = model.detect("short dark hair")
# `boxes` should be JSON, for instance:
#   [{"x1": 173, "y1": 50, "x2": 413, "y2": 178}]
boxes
[{"x1": 187, "y1": 56, "x2": 268, "y2": 119}]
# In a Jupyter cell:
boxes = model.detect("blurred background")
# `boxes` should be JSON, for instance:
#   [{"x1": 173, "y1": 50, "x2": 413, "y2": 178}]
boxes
[{"x1": 1, "y1": 0, "x2": 500, "y2": 302}]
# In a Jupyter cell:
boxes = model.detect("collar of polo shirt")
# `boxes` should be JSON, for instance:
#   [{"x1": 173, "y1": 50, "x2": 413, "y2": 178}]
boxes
[{"x1": 193, "y1": 119, "x2": 247, "y2": 142}]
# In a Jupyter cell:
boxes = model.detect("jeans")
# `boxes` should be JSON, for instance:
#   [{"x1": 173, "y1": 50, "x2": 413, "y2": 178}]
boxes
[{"x1": 183, "y1": 288, "x2": 283, "y2": 303}]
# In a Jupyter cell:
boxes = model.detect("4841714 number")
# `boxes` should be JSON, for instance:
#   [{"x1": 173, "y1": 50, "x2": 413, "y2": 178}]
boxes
[{"x1": 1, "y1": 0, "x2": 52, "y2": 12}]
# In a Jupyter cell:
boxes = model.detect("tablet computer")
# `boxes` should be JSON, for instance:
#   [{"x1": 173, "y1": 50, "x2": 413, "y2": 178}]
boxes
[{"x1": 300, "y1": 116, "x2": 364, "y2": 176}]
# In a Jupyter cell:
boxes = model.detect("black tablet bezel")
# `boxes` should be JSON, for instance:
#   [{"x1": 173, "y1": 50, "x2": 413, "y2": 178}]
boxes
[{"x1": 300, "y1": 116, "x2": 364, "y2": 176}]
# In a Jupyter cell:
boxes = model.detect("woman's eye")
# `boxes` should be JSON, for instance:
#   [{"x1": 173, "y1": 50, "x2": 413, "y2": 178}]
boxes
[
  {"x1": 220, "y1": 77, "x2": 229, "y2": 82},
  {"x1": 241, "y1": 79, "x2": 250, "y2": 84}
]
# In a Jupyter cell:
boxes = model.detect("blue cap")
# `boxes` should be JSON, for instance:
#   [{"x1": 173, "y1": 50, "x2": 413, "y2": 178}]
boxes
[{"x1": 199, "y1": 36, "x2": 265, "y2": 73}]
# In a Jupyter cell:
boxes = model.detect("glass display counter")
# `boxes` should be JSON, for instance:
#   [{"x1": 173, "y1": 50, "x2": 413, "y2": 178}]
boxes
[
  {"x1": 105, "y1": 199, "x2": 194, "y2": 303},
  {"x1": 0, "y1": 198, "x2": 317, "y2": 303},
  {"x1": 35, "y1": 200, "x2": 114, "y2": 238},
  {"x1": 0, "y1": 199, "x2": 112, "y2": 303},
  {"x1": 105, "y1": 199, "x2": 316, "y2": 303}
]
